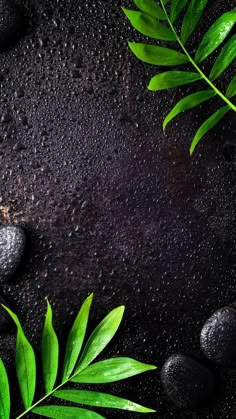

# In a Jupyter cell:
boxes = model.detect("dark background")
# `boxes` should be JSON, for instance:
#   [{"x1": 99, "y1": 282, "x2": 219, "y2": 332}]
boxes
[{"x1": 0, "y1": 0, "x2": 236, "y2": 417}]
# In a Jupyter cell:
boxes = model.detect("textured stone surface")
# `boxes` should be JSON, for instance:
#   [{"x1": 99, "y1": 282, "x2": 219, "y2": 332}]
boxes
[
  {"x1": 0, "y1": 225, "x2": 26, "y2": 281},
  {"x1": 201, "y1": 307, "x2": 236, "y2": 367},
  {"x1": 0, "y1": 296, "x2": 12, "y2": 331},
  {"x1": 161, "y1": 354, "x2": 215, "y2": 408},
  {"x1": 0, "y1": 0, "x2": 234, "y2": 417}
]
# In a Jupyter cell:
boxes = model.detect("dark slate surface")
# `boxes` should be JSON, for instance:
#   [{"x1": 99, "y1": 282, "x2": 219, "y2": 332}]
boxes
[{"x1": 0, "y1": 0, "x2": 235, "y2": 417}]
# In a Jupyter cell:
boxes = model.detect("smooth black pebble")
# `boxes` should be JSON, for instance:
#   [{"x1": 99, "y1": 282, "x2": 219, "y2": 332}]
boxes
[
  {"x1": 161, "y1": 354, "x2": 215, "y2": 408},
  {"x1": 0, "y1": 225, "x2": 26, "y2": 281},
  {"x1": 0, "y1": 296, "x2": 12, "y2": 331},
  {"x1": 200, "y1": 307, "x2": 236, "y2": 367},
  {"x1": 0, "y1": 0, "x2": 23, "y2": 51}
]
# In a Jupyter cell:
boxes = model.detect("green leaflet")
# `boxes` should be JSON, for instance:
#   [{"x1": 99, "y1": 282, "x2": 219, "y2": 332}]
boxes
[
  {"x1": 62, "y1": 293, "x2": 93, "y2": 381},
  {"x1": 195, "y1": 9, "x2": 236, "y2": 63},
  {"x1": 3, "y1": 305, "x2": 36, "y2": 410},
  {"x1": 72, "y1": 357, "x2": 157, "y2": 384},
  {"x1": 226, "y1": 75, "x2": 236, "y2": 99},
  {"x1": 190, "y1": 105, "x2": 230, "y2": 155},
  {"x1": 54, "y1": 389, "x2": 156, "y2": 413},
  {"x1": 209, "y1": 35, "x2": 236, "y2": 81},
  {"x1": 75, "y1": 306, "x2": 125, "y2": 373},
  {"x1": 0, "y1": 358, "x2": 10, "y2": 419},
  {"x1": 148, "y1": 71, "x2": 201, "y2": 91},
  {"x1": 163, "y1": 90, "x2": 216, "y2": 129},
  {"x1": 133, "y1": 0, "x2": 167, "y2": 20},
  {"x1": 170, "y1": 0, "x2": 188, "y2": 23},
  {"x1": 123, "y1": 9, "x2": 176, "y2": 41},
  {"x1": 33, "y1": 405, "x2": 106, "y2": 419},
  {"x1": 42, "y1": 301, "x2": 59, "y2": 393},
  {"x1": 181, "y1": 0, "x2": 208, "y2": 44},
  {"x1": 128, "y1": 42, "x2": 189, "y2": 66}
]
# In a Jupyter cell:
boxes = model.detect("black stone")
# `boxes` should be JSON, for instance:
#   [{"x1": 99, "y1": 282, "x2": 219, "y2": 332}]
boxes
[
  {"x1": 0, "y1": 296, "x2": 12, "y2": 331},
  {"x1": 0, "y1": 225, "x2": 26, "y2": 281},
  {"x1": 0, "y1": 0, "x2": 23, "y2": 51},
  {"x1": 200, "y1": 307, "x2": 236, "y2": 367},
  {"x1": 161, "y1": 354, "x2": 215, "y2": 408}
]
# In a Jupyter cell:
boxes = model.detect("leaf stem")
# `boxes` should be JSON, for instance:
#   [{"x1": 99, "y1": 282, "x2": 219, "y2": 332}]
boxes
[
  {"x1": 15, "y1": 371, "x2": 80, "y2": 419},
  {"x1": 159, "y1": 0, "x2": 236, "y2": 112}
]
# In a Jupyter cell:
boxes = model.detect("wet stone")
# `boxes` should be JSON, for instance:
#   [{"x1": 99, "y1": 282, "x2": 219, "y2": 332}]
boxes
[
  {"x1": 200, "y1": 307, "x2": 236, "y2": 367},
  {"x1": 222, "y1": 143, "x2": 236, "y2": 163},
  {"x1": 0, "y1": 296, "x2": 12, "y2": 331},
  {"x1": 161, "y1": 354, "x2": 215, "y2": 409},
  {"x1": 0, "y1": 225, "x2": 26, "y2": 281},
  {"x1": 0, "y1": 0, "x2": 23, "y2": 51}
]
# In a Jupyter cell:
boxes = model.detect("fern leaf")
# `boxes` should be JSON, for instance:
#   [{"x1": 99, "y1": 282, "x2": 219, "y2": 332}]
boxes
[
  {"x1": 123, "y1": 8, "x2": 176, "y2": 41},
  {"x1": 195, "y1": 10, "x2": 236, "y2": 63},
  {"x1": 33, "y1": 405, "x2": 106, "y2": 419},
  {"x1": 163, "y1": 90, "x2": 215, "y2": 129},
  {"x1": 226, "y1": 75, "x2": 236, "y2": 99},
  {"x1": 148, "y1": 71, "x2": 202, "y2": 91},
  {"x1": 181, "y1": 0, "x2": 208, "y2": 44},
  {"x1": 209, "y1": 35, "x2": 236, "y2": 81},
  {"x1": 128, "y1": 42, "x2": 189, "y2": 65},
  {"x1": 54, "y1": 389, "x2": 156, "y2": 413},
  {"x1": 62, "y1": 293, "x2": 93, "y2": 381},
  {"x1": 190, "y1": 106, "x2": 230, "y2": 155},
  {"x1": 133, "y1": 0, "x2": 167, "y2": 20},
  {"x1": 42, "y1": 301, "x2": 59, "y2": 393},
  {"x1": 123, "y1": 0, "x2": 236, "y2": 154},
  {"x1": 3, "y1": 305, "x2": 36, "y2": 410},
  {"x1": 71, "y1": 357, "x2": 157, "y2": 384},
  {"x1": 0, "y1": 358, "x2": 10, "y2": 419},
  {"x1": 75, "y1": 306, "x2": 125, "y2": 373},
  {"x1": 170, "y1": 0, "x2": 188, "y2": 23}
]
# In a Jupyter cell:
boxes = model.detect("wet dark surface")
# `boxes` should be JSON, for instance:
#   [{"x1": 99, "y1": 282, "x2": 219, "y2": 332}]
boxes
[{"x1": 0, "y1": 0, "x2": 235, "y2": 417}]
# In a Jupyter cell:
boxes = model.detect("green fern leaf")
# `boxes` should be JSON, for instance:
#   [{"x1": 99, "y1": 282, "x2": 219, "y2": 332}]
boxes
[
  {"x1": 42, "y1": 301, "x2": 59, "y2": 393},
  {"x1": 133, "y1": 0, "x2": 167, "y2": 20},
  {"x1": 181, "y1": 0, "x2": 208, "y2": 44},
  {"x1": 62, "y1": 293, "x2": 93, "y2": 381},
  {"x1": 122, "y1": 0, "x2": 236, "y2": 154},
  {"x1": 3, "y1": 305, "x2": 36, "y2": 410},
  {"x1": 54, "y1": 389, "x2": 156, "y2": 413},
  {"x1": 163, "y1": 90, "x2": 216, "y2": 130},
  {"x1": 2, "y1": 296, "x2": 156, "y2": 418},
  {"x1": 0, "y1": 358, "x2": 10, "y2": 419},
  {"x1": 148, "y1": 71, "x2": 202, "y2": 91},
  {"x1": 190, "y1": 106, "x2": 230, "y2": 155},
  {"x1": 226, "y1": 75, "x2": 236, "y2": 99},
  {"x1": 123, "y1": 8, "x2": 176, "y2": 41},
  {"x1": 195, "y1": 10, "x2": 236, "y2": 63},
  {"x1": 209, "y1": 35, "x2": 236, "y2": 81}
]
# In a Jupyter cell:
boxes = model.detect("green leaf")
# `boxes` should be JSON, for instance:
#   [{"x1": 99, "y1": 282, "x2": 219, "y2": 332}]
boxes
[
  {"x1": 181, "y1": 0, "x2": 208, "y2": 44},
  {"x1": 133, "y1": 0, "x2": 167, "y2": 20},
  {"x1": 32, "y1": 405, "x2": 106, "y2": 419},
  {"x1": 75, "y1": 306, "x2": 125, "y2": 373},
  {"x1": 226, "y1": 75, "x2": 236, "y2": 98},
  {"x1": 72, "y1": 357, "x2": 157, "y2": 383},
  {"x1": 42, "y1": 301, "x2": 59, "y2": 393},
  {"x1": 148, "y1": 71, "x2": 202, "y2": 91},
  {"x1": 163, "y1": 90, "x2": 215, "y2": 129},
  {"x1": 170, "y1": 0, "x2": 188, "y2": 23},
  {"x1": 195, "y1": 9, "x2": 236, "y2": 63},
  {"x1": 209, "y1": 35, "x2": 236, "y2": 81},
  {"x1": 123, "y1": 9, "x2": 176, "y2": 41},
  {"x1": 54, "y1": 389, "x2": 156, "y2": 413},
  {"x1": 62, "y1": 293, "x2": 93, "y2": 381},
  {"x1": 0, "y1": 358, "x2": 10, "y2": 419},
  {"x1": 128, "y1": 42, "x2": 189, "y2": 66},
  {"x1": 3, "y1": 305, "x2": 36, "y2": 410},
  {"x1": 190, "y1": 105, "x2": 230, "y2": 155}
]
